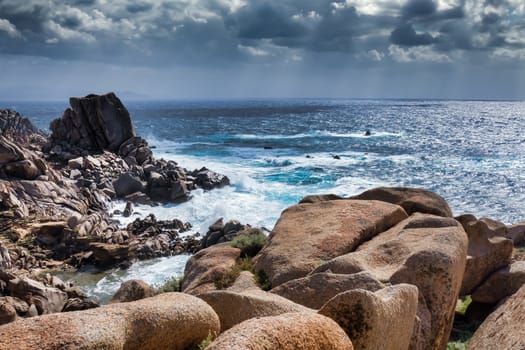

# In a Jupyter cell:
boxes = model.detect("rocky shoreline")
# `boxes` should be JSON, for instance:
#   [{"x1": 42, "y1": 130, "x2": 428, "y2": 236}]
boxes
[{"x1": 1, "y1": 95, "x2": 525, "y2": 349}]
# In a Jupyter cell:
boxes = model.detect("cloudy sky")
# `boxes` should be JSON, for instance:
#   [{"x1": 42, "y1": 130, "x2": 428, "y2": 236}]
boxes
[{"x1": 0, "y1": 0, "x2": 524, "y2": 100}]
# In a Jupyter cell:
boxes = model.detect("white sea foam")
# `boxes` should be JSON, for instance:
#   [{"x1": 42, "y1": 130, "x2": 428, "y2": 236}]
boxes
[{"x1": 234, "y1": 130, "x2": 401, "y2": 140}]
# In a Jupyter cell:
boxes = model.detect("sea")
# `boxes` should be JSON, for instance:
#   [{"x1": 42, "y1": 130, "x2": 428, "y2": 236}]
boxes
[{"x1": 2, "y1": 98, "x2": 525, "y2": 302}]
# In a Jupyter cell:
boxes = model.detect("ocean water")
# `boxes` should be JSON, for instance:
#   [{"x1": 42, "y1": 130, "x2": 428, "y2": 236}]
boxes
[{"x1": 3, "y1": 98, "x2": 525, "y2": 301}]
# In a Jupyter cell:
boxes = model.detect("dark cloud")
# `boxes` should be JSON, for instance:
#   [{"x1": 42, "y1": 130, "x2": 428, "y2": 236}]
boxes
[
  {"x1": 390, "y1": 23, "x2": 437, "y2": 46},
  {"x1": 402, "y1": 0, "x2": 437, "y2": 18},
  {"x1": 0, "y1": 0, "x2": 522, "y2": 70},
  {"x1": 126, "y1": 3, "x2": 154, "y2": 13}
]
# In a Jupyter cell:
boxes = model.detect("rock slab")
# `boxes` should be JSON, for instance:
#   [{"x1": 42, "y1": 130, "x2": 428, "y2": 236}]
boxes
[
  {"x1": 207, "y1": 312, "x2": 354, "y2": 350},
  {"x1": 0, "y1": 293, "x2": 220, "y2": 350},
  {"x1": 253, "y1": 200, "x2": 408, "y2": 287}
]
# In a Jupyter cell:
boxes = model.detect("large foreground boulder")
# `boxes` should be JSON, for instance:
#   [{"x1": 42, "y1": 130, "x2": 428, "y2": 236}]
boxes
[
  {"x1": 0, "y1": 293, "x2": 220, "y2": 350},
  {"x1": 351, "y1": 187, "x2": 453, "y2": 217},
  {"x1": 468, "y1": 285, "x2": 525, "y2": 349},
  {"x1": 207, "y1": 312, "x2": 354, "y2": 350},
  {"x1": 50, "y1": 92, "x2": 136, "y2": 153},
  {"x1": 270, "y1": 271, "x2": 384, "y2": 309},
  {"x1": 319, "y1": 284, "x2": 419, "y2": 350},
  {"x1": 313, "y1": 214, "x2": 468, "y2": 350},
  {"x1": 199, "y1": 288, "x2": 312, "y2": 332},
  {"x1": 253, "y1": 200, "x2": 407, "y2": 287}
]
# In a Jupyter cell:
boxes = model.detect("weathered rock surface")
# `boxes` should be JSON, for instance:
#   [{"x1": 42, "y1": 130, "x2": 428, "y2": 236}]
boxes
[
  {"x1": 227, "y1": 270, "x2": 260, "y2": 293},
  {"x1": 109, "y1": 279, "x2": 156, "y2": 303},
  {"x1": 319, "y1": 284, "x2": 419, "y2": 350},
  {"x1": 182, "y1": 244, "x2": 241, "y2": 295},
  {"x1": 200, "y1": 218, "x2": 253, "y2": 249},
  {"x1": 199, "y1": 288, "x2": 313, "y2": 332},
  {"x1": 471, "y1": 261, "x2": 525, "y2": 304},
  {"x1": 351, "y1": 186, "x2": 453, "y2": 217},
  {"x1": 271, "y1": 271, "x2": 384, "y2": 309},
  {"x1": 253, "y1": 200, "x2": 408, "y2": 287},
  {"x1": 49, "y1": 92, "x2": 136, "y2": 153},
  {"x1": 456, "y1": 214, "x2": 513, "y2": 295},
  {"x1": 299, "y1": 193, "x2": 344, "y2": 203},
  {"x1": 313, "y1": 213, "x2": 468, "y2": 350},
  {"x1": 6, "y1": 277, "x2": 68, "y2": 315},
  {"x1": 0, "y1": 293, "x2": 220, "y2": 350},
  {"x1": 468, "y1": 284, "x2": 525, "y2": 350},
  {"x1": 207, "y1": 312, "x2": 354, "y2": 350}
]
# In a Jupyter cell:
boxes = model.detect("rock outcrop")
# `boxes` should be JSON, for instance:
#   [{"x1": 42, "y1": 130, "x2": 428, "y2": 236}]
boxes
[
  {"x1": 351, "y1": 186, "x2": 453, "y2": 217},
  {"x1": 456, "y1": 214, "x2": 513, "y2": 295},
  {"x1": 253, "y1": 200, "x2": 408, "y2": 287},
  {"x1": 49, "y1": 93, "x2": 136, "y2": 154},
  {"x1": 207, "y1": 312, "x2": 354, "y2": 350},
  {"x1": 319, "y1": 284, "x2": 419, "y2": 350},
  {"x1": 471, "y1": 261, "x2": 525, "y2": 304},
  {"x1": 199, "y1": 288, "x2": 313, "y2": 332},
  {"x1": 182, "y1": 244, "x2": 241, "y2": 295},
  {"x1": 270, "y1": 271, "x2": 384, "y2": 309},
  {"x1": 0, "y1": 293, "x2": 220, "y2": 350},
  {"x1": 313, "y1": 213, "x2": 468, "y2": 350},
  {"x1": 468, "y1": 285, "x2": 525, "y2": 349},
  {"x1": 109, "y1": 279, "x2": 156, "y2": 303}
]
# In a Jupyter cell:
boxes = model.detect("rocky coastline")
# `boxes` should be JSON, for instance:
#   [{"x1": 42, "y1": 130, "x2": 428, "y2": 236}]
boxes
[{"x1": 1, "y1": 94, "x2": 525, "y2": 349}]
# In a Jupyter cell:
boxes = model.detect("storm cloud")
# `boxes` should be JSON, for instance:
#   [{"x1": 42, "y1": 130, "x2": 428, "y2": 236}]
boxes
[{"x1": 0, "y1": 0, "x2": 524, "y2": 99}]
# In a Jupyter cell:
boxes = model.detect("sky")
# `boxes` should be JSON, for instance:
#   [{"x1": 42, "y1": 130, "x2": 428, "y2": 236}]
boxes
[{"x1": 0, "y1": 0, "x2": 524, "y2": 100}]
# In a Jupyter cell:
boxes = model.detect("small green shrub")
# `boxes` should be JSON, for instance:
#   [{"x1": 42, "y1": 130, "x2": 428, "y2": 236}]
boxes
[
  {"x1": 157, "y1": 276, "x2": 184, "y2": 293},
  {"x1": 214, "y1": 257, "x2": 253, "y2": 290},
  {"x1": 254, "y1": 269, "x2": 271, "y2": 291},
  {"x1": 447, "y1": 341, "x2": 468, "y2": 350},
  {"x1": 455, "y1": 296, "x2": 472, "y2": 315},
  {"x1": 197, "y1": 331, "x2": 216, "y2": 350},
  {"x1": 230, "y1": 228, "x2": 267, "y2": 258}
]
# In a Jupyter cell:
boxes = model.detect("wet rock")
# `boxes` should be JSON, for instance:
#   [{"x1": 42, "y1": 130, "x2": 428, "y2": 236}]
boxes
[
  {"x1": 123, "y1": 201, "x2": 133, "y2": 217},
  {"x1": 113, "y1": 172, "x2": 145, "y2": 198},
  {"x1": 191, "y1": 167, "x2": 230, "y2": 190}
]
